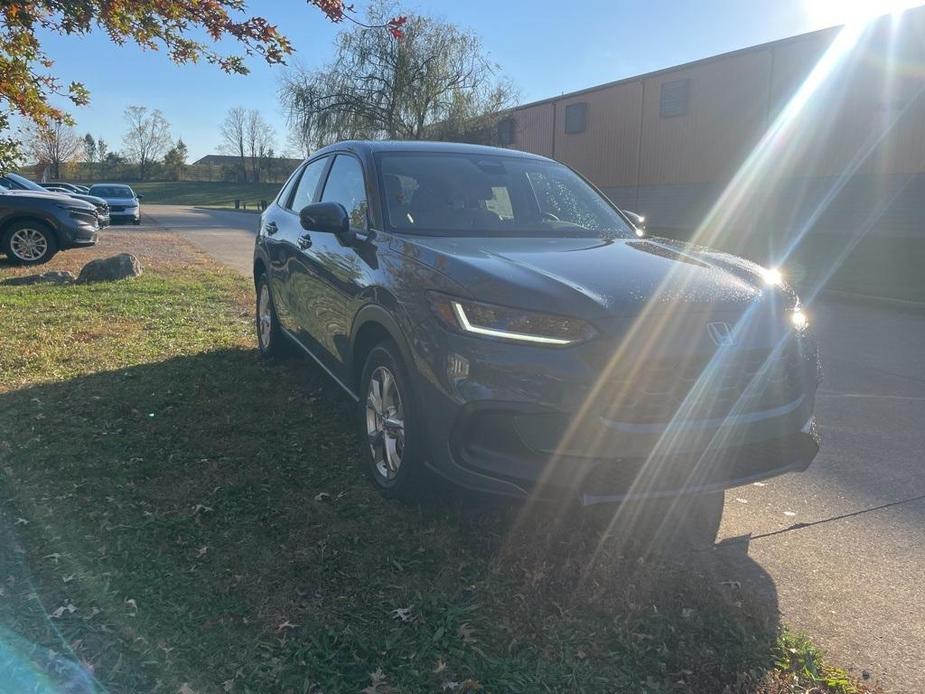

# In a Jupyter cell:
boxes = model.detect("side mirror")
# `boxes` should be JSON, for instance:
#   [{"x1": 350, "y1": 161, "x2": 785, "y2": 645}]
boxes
[
  {"x1": 136, "y1": 193, "x2": 144, "y2": 200},
  {"x1": 300, "y1": 202, "x2": 351, "y2": 237},
  {"x1": 623, "y1": 210, "x2": 646, "y2": 236}
]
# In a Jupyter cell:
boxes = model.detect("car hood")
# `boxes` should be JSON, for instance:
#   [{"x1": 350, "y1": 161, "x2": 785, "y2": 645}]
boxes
[
  {"x1": 69, "y1": 193, "x2": 108, "y2": 208},
  {"x1": 390, "y1": 234, "x2": 794, "y2": 320}
]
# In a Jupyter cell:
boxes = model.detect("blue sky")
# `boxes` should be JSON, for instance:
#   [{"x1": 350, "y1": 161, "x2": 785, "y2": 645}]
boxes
[{"x1": 33, "y1": 0, "x2": 909, "y2": 160}]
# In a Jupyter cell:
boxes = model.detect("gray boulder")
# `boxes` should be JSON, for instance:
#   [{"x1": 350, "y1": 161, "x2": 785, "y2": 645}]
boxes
[
  {"x1": 76, "y1": 253, "x2": 143, "y2": 284},
  {"x1": 1, "y1": 271, "x2": 76, "y2": 286}
]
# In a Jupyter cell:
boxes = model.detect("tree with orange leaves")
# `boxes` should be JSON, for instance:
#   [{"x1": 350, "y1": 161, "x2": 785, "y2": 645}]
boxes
[{"x1": 0, "y1": 1, "x2": 405, "y2": 169}]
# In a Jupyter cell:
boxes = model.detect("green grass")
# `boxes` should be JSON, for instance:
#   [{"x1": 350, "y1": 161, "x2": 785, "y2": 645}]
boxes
[
  {"x1": 132, "y1": 181, "x2": 283, "y2": 208},
  {"x1": 0, "y1": 265, "x2": 874, "y2": 693}
]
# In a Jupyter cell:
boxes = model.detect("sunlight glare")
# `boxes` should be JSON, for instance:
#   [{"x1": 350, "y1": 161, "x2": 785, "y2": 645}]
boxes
[{"x1": 804, "y1": 0, "x2": 925, "y2": 24}]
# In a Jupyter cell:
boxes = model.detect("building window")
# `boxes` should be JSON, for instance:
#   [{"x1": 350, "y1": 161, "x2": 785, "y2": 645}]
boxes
[
  {"x1": 564, "y1": 102, "x2": 588, "y2": 134},
  {"x1": 660, "y1": 79, "x2": 690, "y2": 118},
  {"x1": 497, "y1": 117, "x2": 516, "y2": 146}
]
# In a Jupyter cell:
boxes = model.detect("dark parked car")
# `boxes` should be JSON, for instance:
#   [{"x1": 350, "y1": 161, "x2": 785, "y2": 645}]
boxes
[
  {"x1": 0, "y1": 187, "x2": 99, "y2": 264},
  {"x1": 253, "y1": 141, "x2": 820, "y2": 544},
  {"x1": 87, "y1": 184, "x2": 141, "y2": 224},
  {"x1": 1, "y1": 173, "x2": 110, "y2": 228},
  {"x1": 39, "y1": 181, "x2": 89, "y2": 194}
]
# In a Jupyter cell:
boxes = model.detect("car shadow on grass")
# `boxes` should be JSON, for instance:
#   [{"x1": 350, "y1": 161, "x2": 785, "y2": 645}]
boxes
[{"x1": 0, "y1": 347, "x2": 783, "y2": 692}]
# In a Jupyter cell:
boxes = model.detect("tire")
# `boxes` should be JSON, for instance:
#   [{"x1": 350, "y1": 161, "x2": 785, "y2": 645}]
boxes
[
  {"x1": 255, "y1": 273, "x2": 287, "y2": 358},
  {"x1": 359, "y1": 340, "x2": 430, "y2": 502},
  {"x1": 2, "y1": 220, "x2": 58, "y2": 265},
  {"x1": 132, "y1": 218, "x2": 140, "y2": 226}
]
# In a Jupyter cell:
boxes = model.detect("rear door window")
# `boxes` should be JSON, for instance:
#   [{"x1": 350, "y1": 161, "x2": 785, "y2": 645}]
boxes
[{"x1": 287, "y1": 157, "x2": 329, "y2": 212}]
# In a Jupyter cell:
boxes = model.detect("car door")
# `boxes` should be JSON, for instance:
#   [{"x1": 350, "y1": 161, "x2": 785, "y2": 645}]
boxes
[
  {"x1": 267, "y1": 157, "x2": 330, "y2": 331},
  {"x1": 291, "y1": 153, "x2": 370, "y2": 382}
]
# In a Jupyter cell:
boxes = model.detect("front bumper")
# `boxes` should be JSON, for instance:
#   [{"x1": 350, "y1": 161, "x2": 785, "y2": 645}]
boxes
[
  {"x1": 411, "y1": 318, "x2": 821, "y2": 501},
  {"x1": 110, "y1": 210, "x2": 139, "y2": 222},
  {"x1": 58, "y1": 218, "x2": 99, "y2": 249}
]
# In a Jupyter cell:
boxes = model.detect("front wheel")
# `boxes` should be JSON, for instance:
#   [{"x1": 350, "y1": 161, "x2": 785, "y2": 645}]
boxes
[
  {"x1": 360, "y1": 340, "x2": 430, "y2": 501},
  {"x1": 3, "y1": 221, "x2": 58, "y2": 265}
]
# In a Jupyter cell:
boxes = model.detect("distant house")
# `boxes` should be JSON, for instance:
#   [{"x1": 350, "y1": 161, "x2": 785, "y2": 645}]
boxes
[
  {"x1": 190, "y1": 154, "x2": 303, "y2": 183},
  {"x1": 191, "y1": 154, "x2": 303, "y2": 169}
]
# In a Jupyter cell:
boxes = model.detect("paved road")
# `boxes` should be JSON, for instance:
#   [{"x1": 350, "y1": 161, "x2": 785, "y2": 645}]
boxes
[
  {"x1": 143, "y1": 204, "x2": 925, "y2": 691},
  {"x1": 142, "y1": 204, "x2": 259, "y2": 275}
]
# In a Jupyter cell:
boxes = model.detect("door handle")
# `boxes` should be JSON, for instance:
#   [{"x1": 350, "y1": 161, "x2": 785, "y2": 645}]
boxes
[
  {"x1": 298, "y1": 233, "x2": 312, "y2": 250},
  {"x1": 264, "y1": 221, "x2": 278, "y2": 236}
]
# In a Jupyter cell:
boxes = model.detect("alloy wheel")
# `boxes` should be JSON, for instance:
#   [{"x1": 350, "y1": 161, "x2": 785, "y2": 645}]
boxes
[
  {"x1": 10, "y1": 228, "x2": 48, "y2": 262},
  {"x1": 257, "y1": 283, "x2": 273, "y2": 350},
  {"x1": 366, "y1": 365, "x2": 405, "y2": 480}
]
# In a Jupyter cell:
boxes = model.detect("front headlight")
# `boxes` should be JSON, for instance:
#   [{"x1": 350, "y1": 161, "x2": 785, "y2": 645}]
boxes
[{"x1": 428, "y1": 293, "x2": 597, "y2": 346}]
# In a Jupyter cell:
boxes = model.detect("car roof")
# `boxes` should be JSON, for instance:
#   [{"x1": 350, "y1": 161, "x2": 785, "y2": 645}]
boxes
[{"x1": 310, "y1": 140, "x2": 553, "y2": 162}]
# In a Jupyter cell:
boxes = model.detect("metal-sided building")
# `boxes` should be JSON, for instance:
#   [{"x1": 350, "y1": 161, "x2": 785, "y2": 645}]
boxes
[{"x1": 501, "y1": 8, "x2": 925, "y2": 299}]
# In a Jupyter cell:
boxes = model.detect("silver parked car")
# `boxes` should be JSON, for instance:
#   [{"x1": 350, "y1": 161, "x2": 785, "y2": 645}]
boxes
[{"x1": 88, "y1": 184, "x2": 142, "y2": 224}]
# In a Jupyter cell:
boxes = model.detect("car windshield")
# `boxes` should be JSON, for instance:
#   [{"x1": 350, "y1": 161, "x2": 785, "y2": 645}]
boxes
[
  {"x1": 376, "y1": 152, "x2": 635, "y2": 238},
  {"x1": 5, "y1": 172, "x2": 45, "y2": 191},
  {"x1": 90, "y1": 186, "x2": 134, "y2": 198}
]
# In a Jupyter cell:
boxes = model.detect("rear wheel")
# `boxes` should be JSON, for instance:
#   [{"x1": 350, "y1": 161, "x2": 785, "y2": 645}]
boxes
[
  {"x1": 360, "y1": 340, "x2": 430, "y2": 501},
  {"x1": 255, "y1": 274, "x2": 287, "y2": 358},
  {"x1": 3, "y1": 221, "x2": 58, "y2": 265}
]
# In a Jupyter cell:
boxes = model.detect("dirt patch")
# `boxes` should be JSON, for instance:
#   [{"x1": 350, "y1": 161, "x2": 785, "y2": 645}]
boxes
[{"x1": 0, "y1": 229, "x2": 222, "y2": 279}]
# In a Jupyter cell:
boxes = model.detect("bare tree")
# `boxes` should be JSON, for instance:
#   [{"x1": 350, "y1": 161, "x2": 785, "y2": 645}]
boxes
[
  {"x1": 122, "y1": 106, "x2": 172, "y2": 180},
  {"x1": 28, "y1": 120, "x2": 83, "y2": 179},
  {"x1": 245, "y1": 110, "x2": 275, "y2": 182},
  {"x1": 220, "y1": 107, "x2": 249, "y2": 182},
  {"x1": 280, "y1": 2, "x2": 516, "y2": 149}
]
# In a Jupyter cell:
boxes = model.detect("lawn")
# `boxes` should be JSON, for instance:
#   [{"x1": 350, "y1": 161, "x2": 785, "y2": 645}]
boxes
[
  {"x1": 132, "y1": 181, "x2": 284, "y2": 209},
  {"x1": 0, "y1": 237, "x2": 874, "y2": 693}
]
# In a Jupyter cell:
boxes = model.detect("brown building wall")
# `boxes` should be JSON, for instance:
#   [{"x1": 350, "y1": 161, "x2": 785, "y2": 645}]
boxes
[
  {"x1": 637, "y1": 47, "x2": 772, "y2": 186},
  {"x1": 505, "y1": 7, "x2": 925, "y2": 222},
  {"x1": 553, "y1": 81, "x2": 644, "y2": 188},
  {"x1": 507, "y1": 102, "x2": 555, "y2": 158}
]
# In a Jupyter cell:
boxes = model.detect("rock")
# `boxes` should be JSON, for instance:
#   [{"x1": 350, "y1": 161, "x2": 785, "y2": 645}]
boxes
[
  {"x1": 1, "y1": 271, "x2": 76, "y2": 286},
  {"x1": 76, "y1": 253, "x2": 143, "y2": 284}
]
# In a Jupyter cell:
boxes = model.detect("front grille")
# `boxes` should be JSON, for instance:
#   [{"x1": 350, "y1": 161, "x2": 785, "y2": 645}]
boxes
[
  {"x1": 599, "y1": 342, "x2": 801, "y2": 424},
  {"x1": 110, "y1": 205, "x2": 125, "y2": 212}
]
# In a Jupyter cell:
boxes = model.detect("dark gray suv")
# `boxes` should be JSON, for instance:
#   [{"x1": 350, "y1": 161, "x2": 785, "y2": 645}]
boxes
[
  {"x1": 0, "y1": 188, "x2": 99, "y2": 264},
  {"x1": 253, "y1": 141, "x2": 820, "y2": 543}
]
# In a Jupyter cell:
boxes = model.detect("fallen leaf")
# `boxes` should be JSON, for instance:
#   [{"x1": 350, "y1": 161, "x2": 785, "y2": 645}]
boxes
[
  {"x1": 314, "y1": 492, "x2": 331, "y2": 502},
  {"x1": 391, "y1": 607, "x2": 413, "y2": 623},
  {"x1": 457, "y1": 623, "x2": 477, "y2": 643},
  {"x1": 276, "y1": 620, "x2": 299, "y2": 632},
  {"x1": 433, "y1": 658, "x2": 447, "y2": 674}
]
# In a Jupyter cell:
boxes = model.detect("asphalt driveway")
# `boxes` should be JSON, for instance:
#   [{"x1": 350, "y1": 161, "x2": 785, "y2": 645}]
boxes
[{"x1": 142, "y1": 204, "x2": 925, "y2": 691}]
